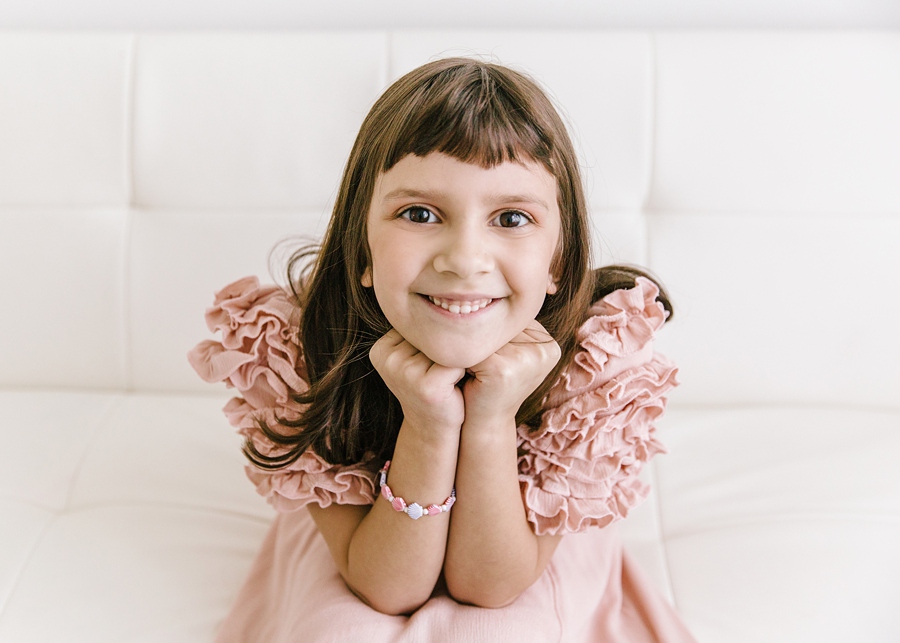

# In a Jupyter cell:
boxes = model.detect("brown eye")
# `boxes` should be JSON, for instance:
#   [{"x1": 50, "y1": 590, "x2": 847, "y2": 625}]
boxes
[
  {"x1": 497, "y1": 211, "x2": 529, "y2": 228},
  {"x1": 401, "y1": 206, "x2": 437, "y2": 224}
]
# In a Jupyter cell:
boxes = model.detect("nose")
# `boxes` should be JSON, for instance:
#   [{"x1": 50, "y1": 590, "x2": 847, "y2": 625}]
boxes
[{"x1": 432, "y1": 222, "x2": 494, "y2": 279}]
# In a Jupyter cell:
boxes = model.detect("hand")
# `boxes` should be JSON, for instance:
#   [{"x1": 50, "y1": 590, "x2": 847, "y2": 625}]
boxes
[
  {"x1": 369, "y1": 329, "x2": 467, "y2": 433},
  {"x1": 461, "y1": 320, "x2": 561, "y2": 427}
]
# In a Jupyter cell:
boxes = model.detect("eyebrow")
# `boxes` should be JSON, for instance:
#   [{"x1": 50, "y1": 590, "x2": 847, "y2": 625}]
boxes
[
  {"x1": 380, "y1": 188, "x2": 551, "y2": 211},
  {"x1": 381, "y1": 188, "x2": 444, "y2": 202}
]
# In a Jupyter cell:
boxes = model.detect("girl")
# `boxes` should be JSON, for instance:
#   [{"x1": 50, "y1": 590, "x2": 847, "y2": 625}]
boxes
[{"x1": 190, "y1": 58, "x2": 694, "y2": 641}]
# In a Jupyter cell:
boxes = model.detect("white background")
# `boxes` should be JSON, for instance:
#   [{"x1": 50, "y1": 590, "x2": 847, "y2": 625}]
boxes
[{"x1": 0, "y1": 0, "x2": 898, "y2": 29}]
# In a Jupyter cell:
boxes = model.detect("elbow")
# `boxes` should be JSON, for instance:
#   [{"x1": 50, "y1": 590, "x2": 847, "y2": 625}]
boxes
[
  {"x1": 348, "y1": 581, "x2": 430, "y2": 616},
  {"x1": 368, "y1": 597, "x2": 429, "y2": 617},
  {"x1": 455, "y1": 593, "x2": 521, "y2": 610},
  {"x1": 445, "y1": 578, "x2": 524, "y2": 609}
]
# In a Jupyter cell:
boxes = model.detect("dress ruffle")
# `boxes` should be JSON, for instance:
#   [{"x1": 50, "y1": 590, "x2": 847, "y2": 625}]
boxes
[
  {"x1": 187, "y1": 276, "x2": 377, "y2": 512},
  {"x1": 517, "y1": 277, "x2": 678, "y2": 536},
  {"x1": 188, "y1": 275, "x2": 677, "y2": 528}
]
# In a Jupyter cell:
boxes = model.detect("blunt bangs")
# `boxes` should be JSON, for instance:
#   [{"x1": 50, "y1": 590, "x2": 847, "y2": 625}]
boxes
[{"x1": 381, "y1": 63, "x2": 555, "y2": 172}]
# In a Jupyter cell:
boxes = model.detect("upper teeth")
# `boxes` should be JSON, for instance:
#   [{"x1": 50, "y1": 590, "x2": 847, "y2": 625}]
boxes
[{"x1": 428, "y1": 296, "x2": 492, "y2": 314}]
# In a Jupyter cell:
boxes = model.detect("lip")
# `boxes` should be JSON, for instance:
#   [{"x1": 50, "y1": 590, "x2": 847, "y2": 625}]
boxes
[
  {"x1": 419, "y1": 293, "x2": 499, "y2": 315},
  {"x1": 425, "y1": 292, "x2": 497, "y2": 302}
]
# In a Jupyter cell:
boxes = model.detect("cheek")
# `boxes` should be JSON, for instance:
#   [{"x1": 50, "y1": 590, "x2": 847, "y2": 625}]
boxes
[
  {"x1": 525, "y1": 246, "x2": 559, "y2": 298},
  {"x1": 371, "y1": 251, "x2": 397, "y2": 287},
  {"x1": 366, "y1": 238, "x2": 389, "y2": 289},
  {"x1": 369, "y1": 254, "x2": 411, "y2": 317}
]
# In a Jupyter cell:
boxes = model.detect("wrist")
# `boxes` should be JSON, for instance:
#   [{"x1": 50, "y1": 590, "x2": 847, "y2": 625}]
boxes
[
  {"x1": 378, "y1": 460, "x2": 456, "y2": 520},
  {"x1": 401, "y1": 415, "x2": 463, "y2": 445},
  {"x1": 460, "y1": 414, "x2": 518, "y2": 442}
]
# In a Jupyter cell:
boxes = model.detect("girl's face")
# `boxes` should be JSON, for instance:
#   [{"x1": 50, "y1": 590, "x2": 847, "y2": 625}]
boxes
[{"x1": 364, "y1": 152, "x2": 561, "y2": 369}]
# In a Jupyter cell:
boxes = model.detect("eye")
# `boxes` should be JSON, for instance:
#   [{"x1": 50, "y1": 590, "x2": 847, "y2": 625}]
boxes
[
  {"x1": 495, "y1": 210, "x2": 531, "y2": 228},
  {"x1": 399, "y1": 206, "x2": 438, "y2": 224}
]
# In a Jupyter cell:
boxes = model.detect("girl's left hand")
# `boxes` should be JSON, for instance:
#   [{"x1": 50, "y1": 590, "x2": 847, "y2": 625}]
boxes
[{"x1": 461, "y1": 319, "x2": 561, "y2": 427}]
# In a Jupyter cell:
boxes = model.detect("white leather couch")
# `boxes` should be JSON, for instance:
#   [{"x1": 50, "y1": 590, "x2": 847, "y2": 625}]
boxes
[{"x1": 2, "y1": 31, "x2": 898, "y2": 642}]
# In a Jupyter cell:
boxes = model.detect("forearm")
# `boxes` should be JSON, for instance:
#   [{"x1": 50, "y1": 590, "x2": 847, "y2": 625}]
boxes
[
  {"x1": 314, "y1": 421, "x2": 459, "y2": 615},
  {"x1": 444, "y1": 420, "x2": 559, "y2": 607}
]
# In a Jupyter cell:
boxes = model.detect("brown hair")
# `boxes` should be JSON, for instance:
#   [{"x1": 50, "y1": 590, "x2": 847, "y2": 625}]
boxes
[{"x1": 245, "y1": 57, "x2": 670, "y2": 469}]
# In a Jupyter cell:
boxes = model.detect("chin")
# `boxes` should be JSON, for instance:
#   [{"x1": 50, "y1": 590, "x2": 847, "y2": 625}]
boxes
[{"x1": 419, "y1": 345, "x2": 493, "y2": 370}]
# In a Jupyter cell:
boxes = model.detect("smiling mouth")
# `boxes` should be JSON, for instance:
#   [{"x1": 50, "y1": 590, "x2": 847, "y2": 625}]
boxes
[{"x1": 426, "y1": 295, "x2": 494, "y2": 314}]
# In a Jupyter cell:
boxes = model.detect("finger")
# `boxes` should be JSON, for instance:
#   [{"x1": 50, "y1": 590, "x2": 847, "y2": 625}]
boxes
[
  {"x1": 369, "y1": 329, "x2": 418, "y2": 367},
  {"x1": 464, "y1": 351, "x2": 506, "y2": 380},
  {"x1": 487, "y1": 328, "x2": 560, "y2": 369},
  {"x1": 427, "y1": 361, "x2": 467, "y2": 386},
  {"x1": 376, "y1": 328, "x2": 405, "y2": 349},
  {"x1": 521, "y1": 323, "x2": 562, "y2": 363},
  {"x1": 519, "y1": 319, "x2": 555, "y2": 343}
]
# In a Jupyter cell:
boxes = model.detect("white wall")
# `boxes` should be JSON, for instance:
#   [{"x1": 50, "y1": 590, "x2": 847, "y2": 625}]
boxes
[{"x1": 0, "y1": 0, "x2": 898, "y2": 30}]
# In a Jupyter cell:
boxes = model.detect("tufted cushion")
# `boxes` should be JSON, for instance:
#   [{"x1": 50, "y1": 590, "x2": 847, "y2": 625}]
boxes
[{"x1": 1, "y1": 30, "x2": 898, "y2": 642}]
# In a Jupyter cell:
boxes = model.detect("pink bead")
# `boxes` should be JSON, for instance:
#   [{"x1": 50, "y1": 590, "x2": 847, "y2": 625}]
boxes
[
  {"x1": 380, "y1": 485, "x2": 391, "y2": 501},
  {"x1": 426, "y1": 504, "x2": 441, "y2": 516},
  {"x1": 391, "y1": 497, "x2": 407, "y2": 512}
]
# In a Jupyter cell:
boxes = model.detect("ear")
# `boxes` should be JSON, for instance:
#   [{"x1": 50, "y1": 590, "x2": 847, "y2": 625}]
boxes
[
  {"x1": 361, "y1": 266, "x2": 373, "y2": 288},
  {"x1": 546, "y1": 273, "x2": 558, "y2": 295}
]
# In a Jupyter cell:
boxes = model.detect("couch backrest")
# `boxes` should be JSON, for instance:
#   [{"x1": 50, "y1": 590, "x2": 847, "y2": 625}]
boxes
[{"x1": 2, "y1": 31, "x2": 898, "y2": 409}]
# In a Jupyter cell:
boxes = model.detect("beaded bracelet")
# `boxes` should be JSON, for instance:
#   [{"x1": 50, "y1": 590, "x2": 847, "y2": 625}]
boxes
[{"x1": 377, "y1": 460, "x2": 456, "y2": 520}]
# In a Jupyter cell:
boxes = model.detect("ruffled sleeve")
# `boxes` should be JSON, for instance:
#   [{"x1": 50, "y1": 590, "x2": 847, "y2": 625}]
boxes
[
  {"x1": 187, "y1": 276, "x2": 378, "y2": 512},
  {"x1": 517, "y1": 277, "x2": 679, "y2": 536}
]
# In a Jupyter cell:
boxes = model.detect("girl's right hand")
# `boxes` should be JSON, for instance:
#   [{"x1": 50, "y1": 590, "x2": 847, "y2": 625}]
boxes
[{"x1": 369, "y1": 329, "x2": 467, "y2": 433}]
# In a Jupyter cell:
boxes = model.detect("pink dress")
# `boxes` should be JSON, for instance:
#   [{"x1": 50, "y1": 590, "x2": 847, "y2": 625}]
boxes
[{"x1": 189, "y1": 276, "x2": 695, "y2": 642}]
